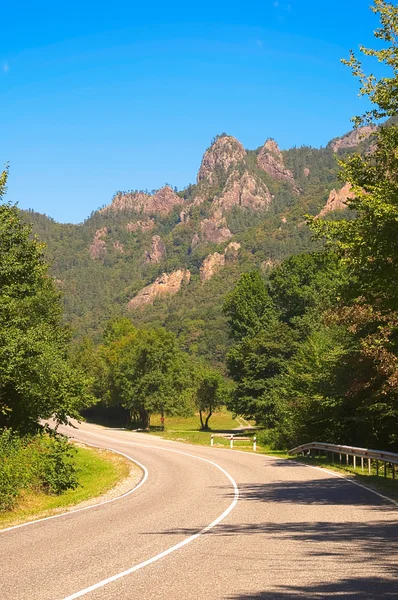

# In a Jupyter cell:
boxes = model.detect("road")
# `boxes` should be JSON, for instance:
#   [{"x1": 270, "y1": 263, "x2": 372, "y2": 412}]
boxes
[{"x1": 1, "y1": 421, "x2": 398, "y2": 600}]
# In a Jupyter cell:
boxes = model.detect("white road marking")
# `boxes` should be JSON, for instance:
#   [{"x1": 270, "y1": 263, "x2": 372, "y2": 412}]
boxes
[
  {"x1": 62, "y1": 447, "x2": 239, "y2": 599},
  {"x1": 0, "y1": 446, "x2": 148, "y2": 534}
]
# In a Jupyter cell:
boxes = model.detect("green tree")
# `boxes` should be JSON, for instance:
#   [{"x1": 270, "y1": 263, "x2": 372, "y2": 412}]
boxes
[
  {"x1": 113, "y1": 327, "x2": 194, "y2": 429},
  {"x1": 0, "y1": 171, "x2": 92, "y2": 433},
  {"x1": 223, "y1": 271, "x2": 274, "y2": 341},
  {"x1": 193, "y1": 366, "x2": 230, "y2": 430}
]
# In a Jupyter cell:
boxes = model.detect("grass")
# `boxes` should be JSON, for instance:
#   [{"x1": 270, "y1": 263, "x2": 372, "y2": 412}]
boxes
[
  {"x1": 0, "y1": 445, "x2": 132, "y2": 529},
  {"x1": 146, "y1": 409, "x2": 288, "y2": 456}
]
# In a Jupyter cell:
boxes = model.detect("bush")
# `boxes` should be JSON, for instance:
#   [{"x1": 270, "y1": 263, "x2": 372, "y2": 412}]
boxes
[
  {"x1": 0, "y1": 429, "x2": 79, "y2": 512},
  {"x1": 0, "y1": 430, "x2": 30, "y2": 511}
]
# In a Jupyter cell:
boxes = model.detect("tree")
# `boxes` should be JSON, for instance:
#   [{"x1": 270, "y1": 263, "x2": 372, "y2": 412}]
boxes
[
  {"x1": 307, "y1": 0, "x2": 398, "y2": 448},
  {"x1": 0, "y1": 169, "x2": 92, "y2": 433},
  {"x1": 113, "y1": 327, "x2": 194, "y2": 429},
  {"x1": 223, "y1": 271, "x2": 274, "y2": 341},
  {"x1": 193, "y1": 366, "x2": 230, "y2": 430}
]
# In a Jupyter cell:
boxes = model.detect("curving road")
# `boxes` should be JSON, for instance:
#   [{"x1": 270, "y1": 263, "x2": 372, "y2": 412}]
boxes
[{"x1": 1, "y1": 421, "x2": 398, "y2": 600}]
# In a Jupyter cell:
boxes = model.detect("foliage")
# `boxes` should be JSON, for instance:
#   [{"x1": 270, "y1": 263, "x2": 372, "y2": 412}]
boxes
[
  {"x1": 0, "y1": 430, "x2": 78, "y2": 511},
  {"x1": 0, "y1": 182, "x2": 93, "y2": 433},
  {"x1": 193, "y1": 365, "x2": 231, "y2": 430},
  {"x1": 223, "y1": 271, "x2": 274, "y2": 341}
]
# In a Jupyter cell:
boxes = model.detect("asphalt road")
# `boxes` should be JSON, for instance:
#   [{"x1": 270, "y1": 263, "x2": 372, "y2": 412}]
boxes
[{"x1": 1, "y1": 421, "x2": 398, "y2": 600}]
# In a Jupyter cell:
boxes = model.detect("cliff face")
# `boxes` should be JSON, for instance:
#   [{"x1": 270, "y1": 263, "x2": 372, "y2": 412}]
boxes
[
  {"x1": 257, "y1": 139, "x2": 299, "y2": 193},
  {"x1": 213, "y1": 170, "x2": 272, "y2": 212},
  {"x1": 89, "y1": 227, "x2": 109, "y2": 259},
  {"x1": 128, "y1": 270, "x2": 191, "y2": 309},
  {"x1": 318, "y1": 182, "x2": 354, "y2": 217},
  {"x1": 198, "y1": 209, "x2": 233, "y2": 244},
  {"x1": 330, "y1": 125, "x2": 377, "y2": 152},
  {"x1": 200, "y1": 241, "x2": 241, "y2": 282},
  {"x1": 103, "y1": 186, "x2": 183, "y2": 215},
  {"x1": 145, "y1": 235, "x2": 166, "y2": 263},
  {"x1": 197, "y1": 135, "x2": 246, "y2": 185},
  {"x1": 126, "y1": 219, "x2": 155, "y2": 232}
]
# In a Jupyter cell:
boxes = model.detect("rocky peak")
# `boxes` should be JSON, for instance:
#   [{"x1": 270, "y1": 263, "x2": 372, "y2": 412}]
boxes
[
  {"x1": 197, "y1": 135, "x2": 246, "y2": 185},
  {"x1": 213, "y1": 170, "x2": 272, "y2": 212},
  {"x1": 145, "y1": 235, "x2": 166, "y2": 263},
  {"x1": 330, "y1": 125, "x2": 377, "y2": 153},
  {"x1": 318, "y1": 183, "x2": 354, "y2": 217},
  {"x1": 103, "y1": 186, "x2": 183, "y2": 215},
  {"x1": 257, "y1": 139, "x2": 299, "y2": 193},
  {"x1": 128, "y1": 270, "x2": 191, "y2": 309}
]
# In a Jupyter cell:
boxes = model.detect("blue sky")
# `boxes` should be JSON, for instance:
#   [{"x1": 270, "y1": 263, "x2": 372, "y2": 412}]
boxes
[{"x1": 1, "y1": 1, "x2": 380, "y2": 223}]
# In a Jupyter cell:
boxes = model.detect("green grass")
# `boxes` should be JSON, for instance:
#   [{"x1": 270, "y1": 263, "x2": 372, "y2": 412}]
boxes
[
  {"x1": 147, "y1": 409, "x2": 288, "y2": 456},
  {"x1": 0, "y1": 445, "x2": 132, "y2": 529}
]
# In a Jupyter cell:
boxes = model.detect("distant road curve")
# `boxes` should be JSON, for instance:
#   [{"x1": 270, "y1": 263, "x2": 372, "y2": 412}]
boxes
[{"x1": 1, "y1": 421, "x2": 397, "y2": 600}]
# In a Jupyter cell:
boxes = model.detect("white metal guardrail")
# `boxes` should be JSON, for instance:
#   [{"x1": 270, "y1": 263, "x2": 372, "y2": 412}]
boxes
[{"x1": 289, "y1": 441, "x2": 398, "y2": 478}]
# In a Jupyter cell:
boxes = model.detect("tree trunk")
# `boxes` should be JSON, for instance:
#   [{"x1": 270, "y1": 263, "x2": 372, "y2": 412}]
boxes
[
  {"x1": 204, "y1": 410, "x2": 213, "y2": 430},
  {"x1": 139, "y1": 408, "x2": 150, "y2": 430},
  {"x1": 199, "y1": 410, "x2": 205, "y2": 430}
]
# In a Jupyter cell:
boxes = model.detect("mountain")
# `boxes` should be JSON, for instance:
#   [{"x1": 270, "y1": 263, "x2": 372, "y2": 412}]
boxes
[{"x1": 21, "y1": 127, "x2": 368, "y2": 366}]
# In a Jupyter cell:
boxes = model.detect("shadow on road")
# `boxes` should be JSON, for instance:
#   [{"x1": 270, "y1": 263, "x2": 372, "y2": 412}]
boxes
[
  {"x1": 220, "y1": 475, "x2": 395, "y2": 507},
  {"x1": 226, "y1": 576, "x2": 398, "y2": 599}
]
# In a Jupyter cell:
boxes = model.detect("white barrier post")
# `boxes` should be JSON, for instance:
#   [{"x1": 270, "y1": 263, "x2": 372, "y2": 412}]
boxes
[
  {"x1": 210, "y1": 434, "x2": 214, "y2": 447},
  {"x1": 253, "y1": 436, "x2": 257, "y2": 452},
  {"x1": 230, "y1": 435, "x2": 234, "y2": 449}
]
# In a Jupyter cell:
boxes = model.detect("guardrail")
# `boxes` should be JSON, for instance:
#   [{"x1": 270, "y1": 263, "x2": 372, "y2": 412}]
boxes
[{"x1": 289, "y1": 441, "x2": 398, "y2": 479}]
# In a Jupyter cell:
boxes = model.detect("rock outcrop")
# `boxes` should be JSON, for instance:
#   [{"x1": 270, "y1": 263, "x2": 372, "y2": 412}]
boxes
[
  {"x1": 200, "y1": 252, "x2": 225, "y2": 282},
  {"x1": 145, "y1": 235, "x2": 166, "y2": 263},
  {"x1": 128, "y1": 270, "x2": 191, "y2": 309},
  {"x1": 197, "y1": 135, "x2": 246, "y2": 185},
  {"x1": 113, "y1": 241, "x2": 125, "y2": 254},
  {"x1": 103, "y1": 186, "x2": 183, "y2": 215},
  {"x1": 213, "y1": 170, "x2": 272, "y2": 212},
  {"x1": 330, "y1": 125, "x2": 377, "y2": 152},
  {"x1": 126, "y1": 219, "x2": 155, "y2": 232},
  {"x1": 303, "y1": 167, "x2": 310, "y2": 177},
  {"x1": 200, "y1": 241, "x2": 241, "y2": 282},
  {"x1": 257, "y1": 139, "x2": 299, "y2": 193},
  {"x1": 318, "y1": 183, "x2": 354, "y2": 217},
  {"x1": 89, "y1": 227, "x2": 109, "y2": 259},
  {"x1": 199, "y1": 210, "x2": 233, "y2": 244}
]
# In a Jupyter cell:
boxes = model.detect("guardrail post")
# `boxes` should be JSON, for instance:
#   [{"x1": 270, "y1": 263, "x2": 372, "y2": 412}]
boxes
[
  {"x1": 230, "y1": 435, "x2": 234, "y2": 449},
  {"x1": 353, "y1": 455, "x2": 357, "y2": 469},
  {"x1": 368, "y1": 458, "x2": 371, "y2": 475},
  {"x1": 339, "y1": 453, "x2": 342, "y2": 464},
  {"x1": 346, "y1": 453, "x2": 349, "y2": 465},
  {"x1": 253, "y1": 436, "x2": 257, "y2": 452},
  {"x1": 210, "y1": 434, "x2": 214, "y2": 447},
  {"x1": 361, "y1": 456, "x2": 364, "y2": 471},
  {"x1": 384, "y1": 461, "x2": 387, "y2": 478},
  {"x1": 376, "y1": 460, "x2": 379, "y2": 476}
]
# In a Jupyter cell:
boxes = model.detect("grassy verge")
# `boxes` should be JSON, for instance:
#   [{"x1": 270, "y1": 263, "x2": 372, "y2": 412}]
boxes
[
  {"x1": 0, "y1": 445, "x2": 132, "y2": 529},
  {"x1": 147, "y1": 410, "x2": 288, "y2": 457}
]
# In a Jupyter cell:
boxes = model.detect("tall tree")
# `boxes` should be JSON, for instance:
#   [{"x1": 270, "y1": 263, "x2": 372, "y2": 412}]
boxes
[{"x1": 0, "y1": 170, "x2": 92, "y2": 433}]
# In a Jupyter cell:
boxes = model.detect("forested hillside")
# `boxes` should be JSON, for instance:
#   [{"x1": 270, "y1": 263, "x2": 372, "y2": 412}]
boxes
[{"x1": 22, "y1": 127, "x2": 371, "y2": 365}]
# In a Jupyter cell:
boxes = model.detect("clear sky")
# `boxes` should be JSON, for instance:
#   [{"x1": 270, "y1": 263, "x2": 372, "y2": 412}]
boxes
[{"x1": 1, "y1": 1, "x2": 380, "y2": 223}]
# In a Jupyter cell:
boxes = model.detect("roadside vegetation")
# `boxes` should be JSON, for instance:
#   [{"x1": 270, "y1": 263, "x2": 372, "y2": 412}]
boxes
[{"x1": 0, "y1": 444, "x2": 131, "y2": 528}]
